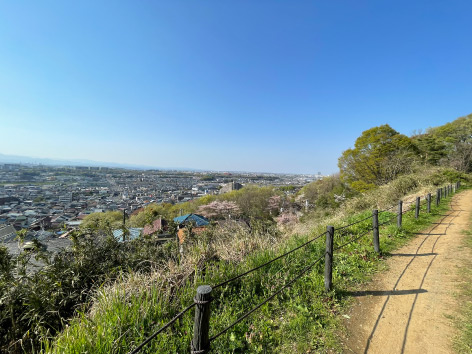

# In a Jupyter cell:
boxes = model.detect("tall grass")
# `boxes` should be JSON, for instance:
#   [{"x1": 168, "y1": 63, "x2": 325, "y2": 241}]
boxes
[
  {"x1": 46, "y1": 180, "x2": 461, "y2": 353},
  {"x1": 453, "y1": 205, "x2": 472, "y2": 352}
]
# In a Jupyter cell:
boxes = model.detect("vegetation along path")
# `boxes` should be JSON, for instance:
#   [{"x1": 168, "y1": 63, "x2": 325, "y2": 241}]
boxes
[{"x1": 342, "y1": 189, "x2": 472, "y2": 353}]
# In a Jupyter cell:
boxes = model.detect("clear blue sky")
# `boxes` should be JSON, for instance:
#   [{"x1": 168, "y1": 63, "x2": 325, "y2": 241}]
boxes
[{"x1": 1, "y1": 1, "x2": 471, "y2": 174}]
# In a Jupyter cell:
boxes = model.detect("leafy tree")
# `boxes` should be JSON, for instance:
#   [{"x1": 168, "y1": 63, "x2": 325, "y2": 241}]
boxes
[
  {"x1": 338, "y1": 125, "x2": 418, "y2": 191},
  {"x1": 200, "y1": 175, "x2": 215, "y2": 181},
  {"x1": 278, "y1": 185, "x2": 297, "y2": 192},
  {"x1": 226, "y1": 185, "x2": 279, "y2": 219},
  {"x1": 301, "y1": 174, "x2": 349, "y2": 209},
  {"x1": 414, "y1": 114, "x2": 472, "y2": 172},
  {"x1": 413, "y1": 134, "x2": 447, "y2": 165},
  {"x1": 129, "y1": 204, "x2": 162, "y2": 227},
  {"x1": 80, "y1": 211, "x2": 123, "y2": 231}
]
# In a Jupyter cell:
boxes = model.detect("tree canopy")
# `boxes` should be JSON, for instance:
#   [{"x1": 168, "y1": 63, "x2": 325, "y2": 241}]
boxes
[
  {"x1": 338, "y1": 124, "x2": 418, "y2": 191},
  {"x1": 413, "y1": 114, "x2": 472, "y2": 172},
  {"x1": 301, "y1": 174, "x2": 348, "y2": 209},
  {"x1": 80, "y1": 211, "x2": 123, "y2": 231}
]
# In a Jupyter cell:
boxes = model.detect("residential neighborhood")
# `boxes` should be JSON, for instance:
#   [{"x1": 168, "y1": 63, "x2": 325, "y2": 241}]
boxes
[{"x1": 0, "y1": 163, "x2": 322, "y2": 250}]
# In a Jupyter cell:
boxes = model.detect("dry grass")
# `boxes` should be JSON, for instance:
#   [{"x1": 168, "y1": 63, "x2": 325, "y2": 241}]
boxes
[
  {"x1": 291, "y1": 167, "x2": 459, "y2": 237},
  {"x1": 49, "y1": 166, "x2": 466, "y2": 353},
  {"x1": 97, "y1": 167, "x2": 458, "y2": 307}
]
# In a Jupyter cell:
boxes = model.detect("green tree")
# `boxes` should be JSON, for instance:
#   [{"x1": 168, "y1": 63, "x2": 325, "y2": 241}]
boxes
[
  {"x1": 80, "y1": 211, "x2": 123, "y2": 231},
  {"x1": 301, "y1": 174, "x2": 349, "y2": 209},
  {"x1": 415, "y1": 114, "x2": 472, "y2": 172},
  {"x1": 413, "y1": 134, "x2": 447, "y2": 165},
  {"x1": 338, "y1": 124, "x2": 418, "y2": 191},
  {"x1": 227, "y1": 185, "x2": 278, "y2": 219}
]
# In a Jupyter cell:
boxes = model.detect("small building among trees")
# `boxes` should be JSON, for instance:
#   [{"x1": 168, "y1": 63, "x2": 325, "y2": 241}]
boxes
[{"x1": 173, "y1": 213, "x2": 209, "y2": 243}]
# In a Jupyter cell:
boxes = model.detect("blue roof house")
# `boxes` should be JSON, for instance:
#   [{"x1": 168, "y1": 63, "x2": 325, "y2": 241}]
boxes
[
  {"x1": 173, "y1": 214, "x2": 210, "y2": 244},
  {"x1": 173, "y1": 214, "x2": 210, "y2": 227}
]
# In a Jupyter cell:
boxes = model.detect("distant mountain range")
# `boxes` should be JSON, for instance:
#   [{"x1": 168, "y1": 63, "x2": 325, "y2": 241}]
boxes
[{"x1": 0, "y1": 153, "x2": 198, "y2": 171}]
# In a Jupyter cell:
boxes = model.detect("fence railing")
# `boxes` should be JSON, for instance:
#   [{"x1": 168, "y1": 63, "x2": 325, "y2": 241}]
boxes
[{"x1": 128, "y1": 181, "x2": 462, "y2": 354}]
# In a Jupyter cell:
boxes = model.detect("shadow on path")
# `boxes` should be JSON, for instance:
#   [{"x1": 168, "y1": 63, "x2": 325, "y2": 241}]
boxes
[
  {"x1": 390, "y1": 253, "x2": 438, "y2": 257},
  {"x1": 363, "y1": 201, "x2": 462, "y2": 354},
  {"x1": 349, "y1": 289, "x2": 428, "y2": 297}
]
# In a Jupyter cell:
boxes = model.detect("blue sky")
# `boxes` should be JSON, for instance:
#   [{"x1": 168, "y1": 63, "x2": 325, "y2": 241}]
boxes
[{"x1": 1, "y1": 1, "x2": 472, "y2": 174}]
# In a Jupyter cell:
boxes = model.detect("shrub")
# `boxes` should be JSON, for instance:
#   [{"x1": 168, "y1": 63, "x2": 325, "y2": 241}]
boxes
[{"x1": 0, "y1": 230, "x2": 178, "y2": 353}]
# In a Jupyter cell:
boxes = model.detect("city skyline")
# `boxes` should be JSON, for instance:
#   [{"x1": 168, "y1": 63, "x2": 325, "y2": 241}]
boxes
[{"x1": 1, "y1": 1, "x2": 472, "y2": 174}]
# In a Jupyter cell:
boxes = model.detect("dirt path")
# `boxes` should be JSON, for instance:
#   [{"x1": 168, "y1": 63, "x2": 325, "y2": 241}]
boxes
[{"x1": 342, "y1": 190, "x2": 472, "y2": 354}]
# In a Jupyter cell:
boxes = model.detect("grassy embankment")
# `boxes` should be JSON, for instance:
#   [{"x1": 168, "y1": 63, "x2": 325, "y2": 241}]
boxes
[
  {"x1": 45, "y1": 173, "x2": 464, "y2": 353},
  {"x1": 454, "y1": 201, "x2": 472, "y2": 352}
]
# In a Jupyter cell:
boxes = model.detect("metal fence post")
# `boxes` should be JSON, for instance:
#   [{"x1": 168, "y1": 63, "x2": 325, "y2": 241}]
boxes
[
  {"x1": 397, "y1": 200, "x2": 403, "y2": 228},
  {"x1": 436, "y1": 188, "x2": 440, "y2": 206},
  {"x1": 325, "y1": 226, "x2": 334, "y2": 292},
  {"x1": 373, "y1": 209, "x2": 380, "y2": 253},
  {"x1": 191, "y1": 285, "x2": 212, "y2": 354},
  {"x1": 427, "y1": 193, "x2": 431, "y2": 213},
  {"x1": 415, "y1": 197, "x2": 420, "y2": 219}
]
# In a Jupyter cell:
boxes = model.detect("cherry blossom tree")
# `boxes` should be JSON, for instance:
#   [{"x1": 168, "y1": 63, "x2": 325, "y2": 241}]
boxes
[
  {"x1": 197, "y1": 201, "x2": 241, "y2": 219},
  {"x1": 267, "y1": 195, "x2": 282, "y2": 214}
]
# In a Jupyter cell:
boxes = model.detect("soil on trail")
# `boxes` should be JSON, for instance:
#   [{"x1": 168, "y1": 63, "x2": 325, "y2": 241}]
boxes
[{"x1": 342, "y1": 190, "x2": 472, "y2": 354}]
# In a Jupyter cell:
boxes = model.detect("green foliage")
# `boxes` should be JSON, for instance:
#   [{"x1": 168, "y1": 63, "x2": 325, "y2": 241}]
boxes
[
  {"x1": 33, "y1": 196, "x2": 45, "y2": 203},
  {"x1": 414, "y1": 114, "x2": 472, "y2": 172},
  {"x1": 200, "y1": 174, "x2": 216, "y2": 181},
  {"x1": 300, "y1": 175, "x2": 352, "y2": 209},
  {"x1": 127, "y1": 186, "x2": 283, "y2": 224},
  {"x1": 45, "y1": 181, "x2": 462, "y2": 353},
  {"x1": 128, "y1": 203, "x2": 163, "y2": 227},
  {"x1": 224, "y1": 185, "x2": 280, "y2": 219},
  {"x1": 0, "y1": 229, "x2": 179, "y2": 353},
  {"x1": 80, "y1": 210, "x2": 123, "y2": 231},
  {"x1": 453, "y1": 212, "x2": 472, "y2": 352},
  {"x1": 278, "y1": 185, "x2": 297, "y2": 192},
  {"x1": 413, "y1": 134, "x2": 447, "y2": 165},
  {"x1": 338, "y1": 124, "x2": 419, "y2": 191}
]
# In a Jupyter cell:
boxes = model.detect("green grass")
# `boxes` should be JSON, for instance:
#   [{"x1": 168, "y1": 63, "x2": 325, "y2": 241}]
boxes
[
  {"x1": 454, "y1": 201, "x2": 472, "y2": 353},
  {"x1": 45, "y1": 188, "x2": 461, "y2": 354}
]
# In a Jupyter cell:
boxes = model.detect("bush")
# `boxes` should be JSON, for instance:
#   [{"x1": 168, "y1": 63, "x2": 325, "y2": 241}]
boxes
[{"x1": 0, "y1": 230, "x2": 178, "y2": 353}]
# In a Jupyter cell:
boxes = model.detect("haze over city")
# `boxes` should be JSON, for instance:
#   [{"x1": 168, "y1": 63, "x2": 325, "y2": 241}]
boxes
[{"x1": 1, "y1": 1, "x2": 472, "y2": 173}]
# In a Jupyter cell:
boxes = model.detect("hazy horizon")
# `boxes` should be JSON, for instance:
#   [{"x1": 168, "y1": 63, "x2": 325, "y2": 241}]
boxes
[{"x1": 0, "y1": 152, "x2": 322, "y2": 175}]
